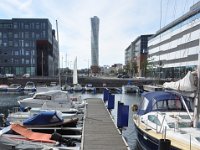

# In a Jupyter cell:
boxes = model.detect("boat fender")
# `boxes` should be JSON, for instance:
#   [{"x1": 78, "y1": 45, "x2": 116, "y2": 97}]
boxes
[
  {"x1": 132, "y1": 104, "x2": 138, "y2": 112},
  {"x1": 51, "y1": 132, "x2": 76, "y2": 147}
]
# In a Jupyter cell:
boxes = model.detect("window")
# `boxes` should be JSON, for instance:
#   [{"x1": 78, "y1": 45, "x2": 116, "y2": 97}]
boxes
[
  {"x1": 34, "y1": 95, "x2": 51, "y2": 100},
  {"x1": 8, "y1": 32, "x2": 12, "y2": 38},
  {"x1": 25, "y1": 51, "x2": 30, "y2": 56},
  {"x1": 26, "y1": 59, "x2": 29, "y2": 64},
  {"x1": 42, "y1": 31, "x2": 46, "y2": 38},
  {"x1": 8, "y1": 41, "x2": 13, "y2": 47},
  {"x1": 25, "y1": 24, "x2": 29, "y2": 29},
  {"x1": 14, "y1": 41, "x2": 18, "y2": 47},
  {"x1": 25, "y1": 32, "x2": 29, "y2": 38},
  {"x1": 36, "y1": 33, "x2": 40, "y2": 39},
  {"x1": 140, "y1": 97, "x2": 149, "y2": 111},
  {"x1": 25, "y1": 42, "x2": 29, "y2": 47},
  {"x1": 148, "y1": 115, "x2": 161, "y2": 125},
  {"x1": 3, "y1": 33, "x2": 7, "y2": 38},
  {"x1": 13, "y1": 23, "x2": 18, "y2": 29},
  {"x1": 32, "y1": 32, "x2": 35, "y2": 38},
  {"x1": 168, "y1": 99, "x2": 182, "y2": 110},
  {"x1": 3, "y1": 42, "x2": 7, "y2": 47},
  {"x1": 14, "y1": 33, "x2": 18, "y2": 38},
  {"x1": 36, "y1": 23, "x2": 40, "y2": 29},
  {"x1": 15, "y1": 51, "x2": 19, "y2": 56}
]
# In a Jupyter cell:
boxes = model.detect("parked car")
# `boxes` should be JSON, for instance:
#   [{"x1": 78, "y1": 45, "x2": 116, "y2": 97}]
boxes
[
  {"x1": 5, "y1": 74, "x2": 15, "y2": 78},
  {"x1": 22, "y1": 73, "x2": 30, "y2": 78},
  {"x1": 117, "y1": 74, "x2": 123, "y2": 78},
  {"x1": 122, "y1": 74, "x2": 129, "y2": 78}
]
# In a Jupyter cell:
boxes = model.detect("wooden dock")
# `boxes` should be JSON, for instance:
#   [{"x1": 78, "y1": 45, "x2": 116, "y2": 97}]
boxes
[{"x1": 82, "y1": 98, "x2": 128, "y2": 150}]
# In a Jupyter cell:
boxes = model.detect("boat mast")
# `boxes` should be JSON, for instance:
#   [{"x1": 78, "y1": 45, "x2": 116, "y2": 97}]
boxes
[
  {"x1": 193, "y1": 50, "x2": 200, "y2": 127},
  {"x1": 56, "y1": 20, "x2": 61, "y2": 86}
]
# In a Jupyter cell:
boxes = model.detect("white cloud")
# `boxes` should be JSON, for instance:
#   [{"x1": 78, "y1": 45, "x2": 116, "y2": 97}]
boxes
[{"x1": 0, "y1": 0, "x2": 198, "y2": 69}]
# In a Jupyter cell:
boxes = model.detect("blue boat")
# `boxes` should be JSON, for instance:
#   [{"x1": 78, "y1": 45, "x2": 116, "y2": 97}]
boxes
[{"x1": 133, "y1": 91, "x2": 196, "y2": 150}]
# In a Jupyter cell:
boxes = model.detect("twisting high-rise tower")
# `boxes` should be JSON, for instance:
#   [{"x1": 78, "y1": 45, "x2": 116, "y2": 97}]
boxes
[{"x1": 91, "y1": 16, "x2": 99, "y2": 74}]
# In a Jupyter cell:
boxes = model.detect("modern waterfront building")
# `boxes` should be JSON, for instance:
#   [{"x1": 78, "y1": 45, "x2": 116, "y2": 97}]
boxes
[
  {"x1": 91, "y1": 16, "x2": 99, "y2": 74},
  {"x1": 125, "y1": 35, "x2": 153, "y2": 77},
  {"x1": 148, "y1": 1, "x2": 200, "y2": 79},
  {"x1": 0, "y1": 18, "x2": 58, "y2": 76}
]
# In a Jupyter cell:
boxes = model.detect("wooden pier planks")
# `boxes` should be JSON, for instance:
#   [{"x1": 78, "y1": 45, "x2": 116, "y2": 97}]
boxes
[{"x1": 82, "y1": 98, "x2": 128, "y2": 150}]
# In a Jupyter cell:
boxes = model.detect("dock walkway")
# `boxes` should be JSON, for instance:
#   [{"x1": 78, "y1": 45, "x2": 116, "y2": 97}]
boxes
[{"x1": 82, "y1": 98, "x2": 128, "y2": 150}]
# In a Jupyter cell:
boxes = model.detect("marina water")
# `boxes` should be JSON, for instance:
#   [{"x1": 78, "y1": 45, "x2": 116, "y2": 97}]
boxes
[{"x1": 0, "y1": 90, "x2": 141, "y2": 150}]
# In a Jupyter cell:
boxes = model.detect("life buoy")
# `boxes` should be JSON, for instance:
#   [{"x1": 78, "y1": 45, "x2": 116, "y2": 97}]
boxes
[{"x1": 132, "y1": 104, "x2": 138, "y2": 112}]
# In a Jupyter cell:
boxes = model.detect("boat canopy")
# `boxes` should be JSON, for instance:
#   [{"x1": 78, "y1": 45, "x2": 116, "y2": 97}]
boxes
[
  {"x1": 23, "y1": 111, "x2": 63, "y2": 126},
  {"x1": 163, "y1": 71, "x2": 197, "y2": 92},
  {"x1": 137, "y1": 91, "x2": 192, "y2": 115},
  {"x1": 33, "y1": 90, "x2": 70, "y2": 101}
]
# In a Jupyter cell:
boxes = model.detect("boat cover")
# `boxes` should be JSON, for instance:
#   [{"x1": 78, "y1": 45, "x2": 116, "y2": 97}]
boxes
[
  {"x1": 163, "y1": 71, "x2": 197, "y2": 92},
  {"x1": 11, "y1": 124, "x2": 55, "y2": 143},
  {"x1": 23, "y1": 111, "x2": 63, "y2": 126},
  {"x1": 137, "y1": 91, "x2": 182, "y2": 115}
]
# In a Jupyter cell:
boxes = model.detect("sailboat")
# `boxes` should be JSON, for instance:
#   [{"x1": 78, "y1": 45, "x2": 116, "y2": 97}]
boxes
[
  {"x1": 132, "y1": 70, "x2": 200, "y2": 150},
  {"x1": 72, "y1": 57, "x2": 83, "y2": 92}
]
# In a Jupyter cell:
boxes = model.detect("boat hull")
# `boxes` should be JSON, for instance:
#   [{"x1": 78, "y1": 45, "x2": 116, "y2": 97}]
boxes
[{"x1": 134, "y1": 123, "x2": 181, "y2": 150}]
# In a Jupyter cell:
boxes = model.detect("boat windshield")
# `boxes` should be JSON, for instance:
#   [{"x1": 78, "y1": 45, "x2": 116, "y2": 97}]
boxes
[
  {"x1": 152, "y1": 99, "x2": 191, "y2": 111},
  {"x1": 34, "y1": 95, "x2": 51, "y2": 100}
]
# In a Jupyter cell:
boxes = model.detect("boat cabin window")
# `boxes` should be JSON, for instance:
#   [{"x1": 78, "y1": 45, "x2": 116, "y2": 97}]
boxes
[
  {"x1": 140, "y1": 97, "x2": 149, "y2": 111},
  {"x1": 54, "y1": 92, "x2": 68, "y2": 100},
  {"x1": 153, "y1": 99, "x2": 182, "y2": 111},
  {"x1": 34, "y1": 95, "x2": 51, "y2": 100},
  {"x1": 148, "y1": 115, "x2": 161, "y2": 125},
  {"x1": 168, "y1": 122, "x2": 192, "y2": 128}
]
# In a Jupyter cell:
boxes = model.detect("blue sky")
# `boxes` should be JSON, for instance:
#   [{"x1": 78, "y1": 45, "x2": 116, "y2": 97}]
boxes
[{"x1": 0, "y1": 0, "x2": 199, "y2": 69}]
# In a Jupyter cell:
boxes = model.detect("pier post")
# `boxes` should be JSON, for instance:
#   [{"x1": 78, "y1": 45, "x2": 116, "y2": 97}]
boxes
[{"x1": 117, "y1": 102, "x2": 129, "y2": 129}]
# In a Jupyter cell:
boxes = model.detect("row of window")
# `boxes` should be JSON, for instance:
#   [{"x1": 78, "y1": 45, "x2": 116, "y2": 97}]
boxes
[
  {"x1": 0, "y1": 22, "x2": 47, "y2": 30},
  {"x1": 150, "y1": 12, "x2": 200, "y2": 43},
  {"x1": 0, "y1": 31, "x2": 46, "y2": 40},
  {"x1": 0, "y1": 58, "x2": 35, "y2": 65},
  {"x1": 0, "y1": 49, "x2": 35, "y2": 56},
  {"x1": 1, "y1": 66, "x2": 36, "y2": 75}
]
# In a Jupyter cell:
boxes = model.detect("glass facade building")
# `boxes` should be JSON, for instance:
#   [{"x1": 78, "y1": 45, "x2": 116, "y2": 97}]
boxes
[
  {"x1": 91, "y1": 16, "x2": 99, "y2": 73},
  {"x1": 125, "y1": 35, "x2": 153, "y2": 77},
  {"x1": 148, "y1": 2, "x2": 200, "y2": 79},
  {"x1": 0, "y1": 18, "x2": 58, "y2": 76}
]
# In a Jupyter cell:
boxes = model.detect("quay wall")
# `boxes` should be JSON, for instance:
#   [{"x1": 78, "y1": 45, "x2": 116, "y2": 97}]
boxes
[{"x1": 0, "y1": 76, "x2": 168, "y2": 88}]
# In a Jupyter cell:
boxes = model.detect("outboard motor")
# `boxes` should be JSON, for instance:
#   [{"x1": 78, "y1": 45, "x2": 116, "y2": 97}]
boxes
[{"x1": 51, "y1": 132, "x2": 76, "y2": 147}]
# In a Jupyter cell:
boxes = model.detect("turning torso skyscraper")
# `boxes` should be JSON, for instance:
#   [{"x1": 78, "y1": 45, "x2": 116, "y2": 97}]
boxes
[{"x1": 91, "y1": 16, "x2": 99, "y2": 73}]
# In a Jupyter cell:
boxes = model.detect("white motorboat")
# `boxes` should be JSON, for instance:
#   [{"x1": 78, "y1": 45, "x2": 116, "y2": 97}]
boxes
[
  {"x1": 18, "y1": 90, "x2": 72, "y2": 109},
  {"x1": 24, "y1": 81, "x2": 37, "y2": 93},
  {"x1": 84, "y1": 83, "x2": 95, "y2": 92},
  {"x1": 6, "y1": 107, "x2": 79, "y2": 124},
  {"x1": 7, "y1": 84, "x2": 23, "y2": 93},
  {"x1": 18, "y1": 90, "x2": 86, "y2": 113},
  {"x1": 122, "y1": 81, "x2": 139, "y2": 93},
  {"x1": 61, "y1": 84, "x2": 72, "y2": 91},
  {"x1": 132, "y1": 71, "x2": 200, "y2": 150},
  {"x1": 0, "y1": 84, "x2": 8, "y2": 92}
]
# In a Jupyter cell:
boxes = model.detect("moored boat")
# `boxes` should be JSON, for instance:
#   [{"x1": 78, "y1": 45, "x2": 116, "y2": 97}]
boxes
[
  {"x1": 0, "y1": 123, "x2": 78, "y2": 149},
  {"x1": 24, "y1": 81, "x2": 37, "y2": 93},
  {"x1": 84, "y1": 83, "x2": 96, "y2": 92},
  {"x1": 7, "y1": 84, "x2": 23, "y2": 93},
  {"x1": 122, "y1": 81, "x2": 139, "y2": 93},
  {"x1": 132, "y1": 90, "x2": 200, "y2": 150}
]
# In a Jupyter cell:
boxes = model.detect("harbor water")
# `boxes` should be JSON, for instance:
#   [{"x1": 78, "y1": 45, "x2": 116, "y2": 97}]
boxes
[{"x1": 0, "y1": 90, "x2": 141, "y2": 150}]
